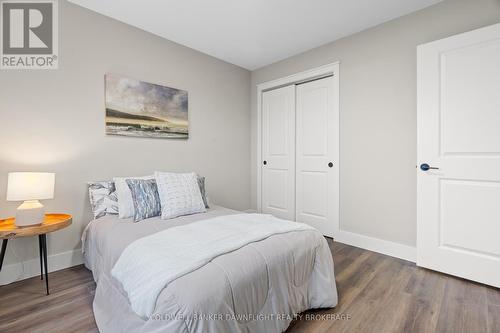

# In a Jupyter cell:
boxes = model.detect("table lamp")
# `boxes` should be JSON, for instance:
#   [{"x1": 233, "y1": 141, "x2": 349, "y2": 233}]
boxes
[{"x1": 6, "y1": 172, "x2": 55, "y2": 227}]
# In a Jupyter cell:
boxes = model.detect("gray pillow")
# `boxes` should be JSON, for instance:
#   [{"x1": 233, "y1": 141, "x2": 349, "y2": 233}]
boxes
[
  {"x1": 88, "y1": 181, "x2": 119, "y2": 219},
  {"x1": 126, "y1": 179, "x2": 162, "y2": 222},
  {"x1": 197, "y1": 176, "x2": 209, "y2": 209}
]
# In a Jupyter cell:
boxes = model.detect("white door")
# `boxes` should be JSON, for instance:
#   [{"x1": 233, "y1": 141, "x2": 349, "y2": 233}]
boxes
[
  {"x1": 296, "y1": 77, "x2": 339, "y2": 237},
  {"x1": 417, "y1": 23, "x2": 500, "y2": 287},
  {"x1": 261, "y1": 85, "x2": 296, "y2": 220}
]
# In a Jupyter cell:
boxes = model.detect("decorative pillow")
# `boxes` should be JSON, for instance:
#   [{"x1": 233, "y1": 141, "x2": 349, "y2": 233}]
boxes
[
  {"x1": 155, "y1": 172, "x2": 206, "y2": 219},
  {"x1": 114, "y1": 175, "x2": 154, "y2": 219},
  {"x1": 126, "y1": 179, "x2": 161, "y2": 222},
  {"x1": 88, "y1": 181, "x2": 119, "y2": 219},
  {"x1": 197, "y1": 176, "x2": 209, "y2": 209}
]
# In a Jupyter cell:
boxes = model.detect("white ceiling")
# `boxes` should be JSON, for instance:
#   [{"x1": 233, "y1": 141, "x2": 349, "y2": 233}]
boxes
[{"x1": 68, "y1": 0, "x2": 442, "y2": 70}]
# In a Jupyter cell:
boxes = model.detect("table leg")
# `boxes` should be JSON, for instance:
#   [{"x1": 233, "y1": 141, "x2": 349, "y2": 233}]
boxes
[
  {"x1": 41, "y1": 234, "x2": 49, "y2": 295},
  {"x1": 0, "y1": 239, "x2": 8, "y2": 271},
  {"x1": 38, "y1": 235, "x2": 44, "y2": 280}
]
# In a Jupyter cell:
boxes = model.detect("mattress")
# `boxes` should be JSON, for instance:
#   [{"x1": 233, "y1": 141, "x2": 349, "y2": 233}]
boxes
[{"x1": 83, "y1": 205, "x2": 338, "y2": 333}]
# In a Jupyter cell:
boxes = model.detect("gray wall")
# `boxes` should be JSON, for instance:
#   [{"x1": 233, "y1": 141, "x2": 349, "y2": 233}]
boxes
[
  {"x1": 0, "y1": 0, "x2": 251, "y2": 266},
  {"x1": 251, "y1": 0, "x2": 500, "y2": 247}
]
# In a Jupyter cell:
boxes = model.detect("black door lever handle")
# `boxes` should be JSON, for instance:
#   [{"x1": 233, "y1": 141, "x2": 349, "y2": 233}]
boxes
[{"x1": 420, "y1": 163, "x2": 439, "y2": 171}]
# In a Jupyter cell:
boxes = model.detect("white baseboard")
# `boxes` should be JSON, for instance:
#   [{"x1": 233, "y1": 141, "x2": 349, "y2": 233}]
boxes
[
  {"x1": 0, "y1": 248, "x2": 83, "y2": 286},
  {"x1": 335, "y1": 230, "x2": 416, "y2": 263}
]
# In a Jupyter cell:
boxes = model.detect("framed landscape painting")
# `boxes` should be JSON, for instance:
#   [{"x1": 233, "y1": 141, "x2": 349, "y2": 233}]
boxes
[{"x1": 105, "y1": 74, "x2": 188, "y2": 139}]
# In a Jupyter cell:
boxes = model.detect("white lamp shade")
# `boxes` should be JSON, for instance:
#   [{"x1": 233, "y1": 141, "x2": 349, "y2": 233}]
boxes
[{"x1": 6, "y1": 172, "x2": 55, "y2": 201}]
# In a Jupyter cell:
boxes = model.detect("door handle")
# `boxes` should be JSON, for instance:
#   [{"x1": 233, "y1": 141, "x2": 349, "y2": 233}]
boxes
[
  {"x1": 328, "y1": 162, "x2": 333, "y2": 168},
  {"x1": 420, "y1": 163, "x2": 439, "y2": 171},
  {"x1": 263, "y1": 160, "x2": 267, "y2": 166}
]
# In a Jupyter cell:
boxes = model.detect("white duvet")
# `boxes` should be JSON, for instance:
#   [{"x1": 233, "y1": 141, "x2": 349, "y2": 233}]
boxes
[{"x1": 111, "y1": 213, "x2": 314, "y2": 318}]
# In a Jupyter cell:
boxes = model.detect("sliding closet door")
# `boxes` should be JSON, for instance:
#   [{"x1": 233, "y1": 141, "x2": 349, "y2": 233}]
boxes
[
  {"x1": 261, "y1": 85, "x2": 296, "y2": 220},
  {"x1": 295, "y1": 77, "x2": 338, "y2": 237}
]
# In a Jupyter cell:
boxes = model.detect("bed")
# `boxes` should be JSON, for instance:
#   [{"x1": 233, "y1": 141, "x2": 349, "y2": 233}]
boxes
[{"x1": 83, "y1": 205, "x2": 338, "y2": 333}]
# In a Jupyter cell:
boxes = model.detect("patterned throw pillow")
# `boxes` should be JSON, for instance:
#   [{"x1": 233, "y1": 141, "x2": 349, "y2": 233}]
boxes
[
  {"x1": 114, "y1": 175, "x2": 154, "y2": 219},
  {"x1": 126, "y1": 179, "x2": 162, "y2": 222},
  {"x1": 197, "y1": 176, "x2": 209, "y2": 209},
  {"x1": 88, "y1": 181, "x2": 119, "y2": 219},
  {"x1": 155, "y1": 172, "x2": 207, "y2": 220}
]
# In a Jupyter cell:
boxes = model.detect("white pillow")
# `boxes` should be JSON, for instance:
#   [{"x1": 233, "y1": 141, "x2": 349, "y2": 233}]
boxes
[
  {"x1": 114, "y1": 175, "x2": 154, "y2": 219},
  {"x1": 155, "y1": 172, "x2": 206, "y2": 219}
]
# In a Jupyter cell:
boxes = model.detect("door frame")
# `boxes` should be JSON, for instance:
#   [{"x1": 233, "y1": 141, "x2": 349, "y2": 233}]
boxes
[{"x1": 256, "y1": 62, "x2": 340, "y2": 236}]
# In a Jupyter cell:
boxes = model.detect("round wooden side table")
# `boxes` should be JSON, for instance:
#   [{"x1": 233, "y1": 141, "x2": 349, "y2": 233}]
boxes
[{"x1": 0, "y1": 214, "x2": 72, "y2": 295}]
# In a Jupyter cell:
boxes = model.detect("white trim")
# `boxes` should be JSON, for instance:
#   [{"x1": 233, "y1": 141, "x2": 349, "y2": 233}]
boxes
[
  {"x1": 0, "y1": 248, "x2": 83, "y2": 286},
  {"x1": 335, "y1": 230, "x2": 417, "y2": 262},
  {"x1": 256, "y1": 62, "x2": 340, "y2": 92},
  {"x1": 256, "y1": 62, "x2": 341, "y2": 236}
]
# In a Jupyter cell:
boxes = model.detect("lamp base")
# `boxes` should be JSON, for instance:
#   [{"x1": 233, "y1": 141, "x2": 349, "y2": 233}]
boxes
[{"x1": 15, "y1": 200, "x2": 45, "y2": 227}]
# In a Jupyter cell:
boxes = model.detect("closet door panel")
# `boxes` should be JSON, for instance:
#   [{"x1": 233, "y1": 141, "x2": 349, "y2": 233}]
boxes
[
  {"x1": 261, "y1": 85, "x2": 296, "y2": 220},
  {"x1": 296, "y1": 77, "x2": 337, "y2": 237},
  {"x1": 300, "y1": 87, "x2": 327, "y2": 156},
  {"x1": 300, "y1": 171, "x2": 327, "y2": 218}
]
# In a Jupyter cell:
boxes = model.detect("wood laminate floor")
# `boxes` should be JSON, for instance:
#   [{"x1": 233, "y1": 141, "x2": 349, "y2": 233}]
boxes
[{"x1": 0, "y1": 241, "x2": 499, "y2": 333}]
